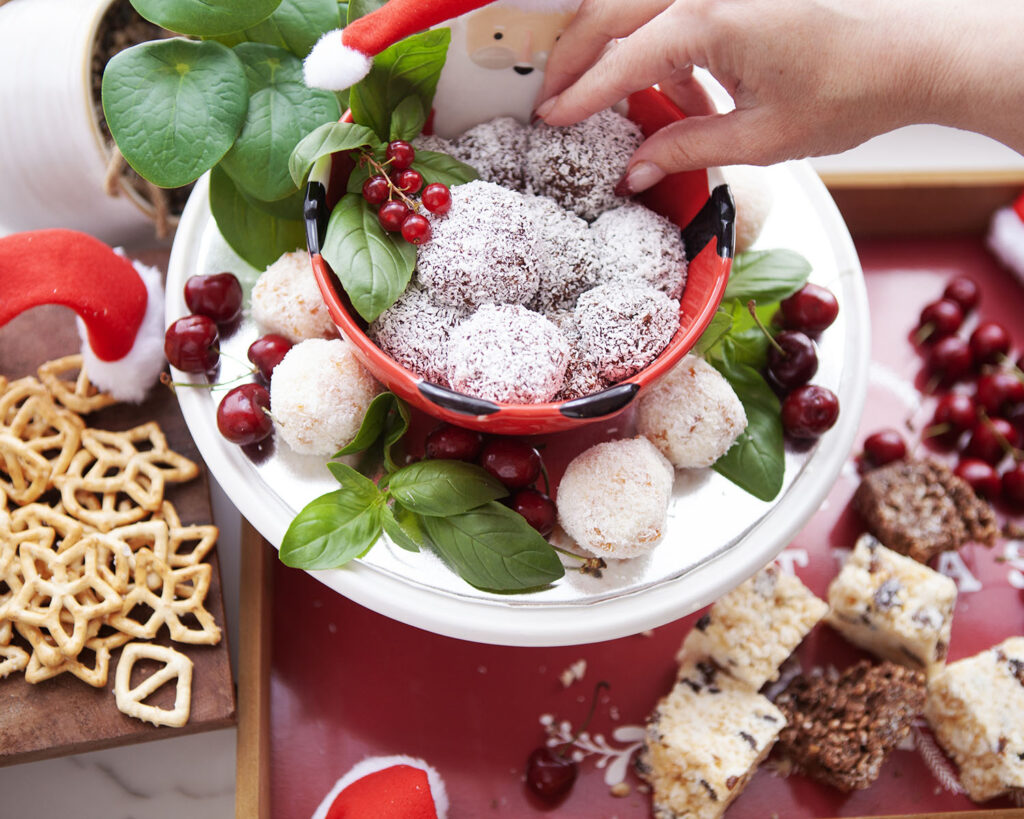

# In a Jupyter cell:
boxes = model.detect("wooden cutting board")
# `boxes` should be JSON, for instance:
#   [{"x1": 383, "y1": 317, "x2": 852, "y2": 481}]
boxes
[{"x1": 0, "y1": 251, "x2": 236, "y2": 766}]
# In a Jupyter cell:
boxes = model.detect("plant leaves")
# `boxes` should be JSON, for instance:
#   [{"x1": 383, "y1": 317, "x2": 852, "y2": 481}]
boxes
[
  {"x1": 336, "y1": 391, "x2": 396, "y2": 455},
  {"x1": 102, "y1": 39, "x2": 248, "y2": 189},
  {"x1": 212, "y1": 0, "x2": 341, "y2": 58},
  {"x1": 349, "y1": 29, "x2": 451, "y2": 141},
  {"x1": 411, "y1": 149, "x2": 479, "y2": 188},
  {"x1": 724, "y1": 249, "x2": 813, "y2": 303},
  {"x1": 219, "y1": 43, "x2": 341, "y2": 202},
  {"x1": 381, "y1": 504, "x2": 421, "y2": 552},
  {"x1": 209, "y1": 166, "x2": 305, "y2": 269},
  {"x1": 321, "y1": 193, "x2": 416, "y2": 322},
  {"x1": 693, "y1": 308, "x2": 734, "y2": 356},
  {"x1": 347, "y1": 0, "x2": 387, "y2": 25},
  {"x1": 279, "y1": 465, "x2": 384, "y2": 569},
  {"x1": 720, "y1": 326, "x2": 771, "y2": 370},
  {"x1": 130, "y1": 0, "x2": 281, "y2": 36},
  {"x1": 289, "y1": 121, "x2": 381, "y2": 188},
  {"x1": 389, "y1": 95, "x2": 427, "y2": 142},
  {"x1": 419, "y1": 503, "x2": 564, "y2": 592},
  {"x1": 389, "y1": 461, "x2": 507, "y2": 517}
]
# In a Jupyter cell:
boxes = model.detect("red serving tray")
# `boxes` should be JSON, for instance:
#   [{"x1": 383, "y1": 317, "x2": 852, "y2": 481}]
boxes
[{"x1": 251, "y1": 235, "x2": 1024, "y2": 819}]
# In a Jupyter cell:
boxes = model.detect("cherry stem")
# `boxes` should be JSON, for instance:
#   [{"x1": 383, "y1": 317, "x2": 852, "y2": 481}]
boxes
[
  {"x1": 913, "y1": 322, "x2": 935, "y2": 345},
  {"x1": 567, "y1": 680, "x2": 611, "y2": 746},
  {"x1": 360, "y1": 148, "x2": 419, "y2": 211},
  {"x1": 746, "y1": 300, "x2": 785, "y2": 355},
  {"x1": 548, "y1": 542, "x2": 588, "y2": 563},
  {"x1": 538, "y1": 460, "x2": 552, "y2": 497},
  {"x1": 159, "y1": 370, "x2": 257, "y2": 392},
  {"x1": 921, "y1": 422, "x2": 953, "y2": 440},
  {"x1": 980, "y1": 411, "x2": 1024, "y2": 461},
  {"x1": 1004, "y1": 354, "x2": 1024, "y2": 384}
]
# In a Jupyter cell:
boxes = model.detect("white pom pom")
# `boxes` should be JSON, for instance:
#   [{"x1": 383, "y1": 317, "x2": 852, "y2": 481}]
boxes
[
  {"x1": 303, "y1": 30, "x2": 373, "y2": 91},
  {"x1": 987, "y1": 206, "x2": 1024, "y2": 284}
]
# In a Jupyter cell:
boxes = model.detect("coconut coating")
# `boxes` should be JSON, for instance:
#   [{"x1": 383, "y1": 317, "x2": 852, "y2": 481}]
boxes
[
  {"x1": 270, "y1": 339, "x2": 380, "y2": 456},
  {"x1": 556, "y1": 436, "x2": 674, "y2": 559},
  {"x1": 527, "y1": 195, "x2": 602, "y2": 314},
  {"x1": 723, "y1": 165, "x2": 773, "y2": 254},
  {"x1": 546, "y1": 313, "x2": 611, "y2": 401},
  {"x1": 251, "y1": 250, "x2": 337, "y2": 343},
  {"x1": 525, "y1": 109, "x2": 643, "y2": 221},
  {"x1": 368, "y1": 283, "x2": 465, "y2": 386},
  {"x1": 575, "y1": 283, "x2": 680, "y2": 381},
  {"x1": 446, "y1": 304, "x2": 569, "y2": 403},
  {"x1": 417, "y1": 180, "x2": 540, "y2": 309},
  {"x1": 413, "y1": 134, "x2": 456, "y2": 155},
  {"x1": 450, "y1": 116, "x2": 528, "y2": 191},
  {"x1": 590, "y1": 203, "x2": 688, "y2": 299},
  {"x1": 636, "y1": 354, "x2": 748, "y2": 469}
]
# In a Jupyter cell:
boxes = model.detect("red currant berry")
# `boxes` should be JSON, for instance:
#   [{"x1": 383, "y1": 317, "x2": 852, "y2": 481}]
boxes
[
  {"x1": 216, "y1": 383, "x2": 272, "y2": 446},
  {"x1": 184, "y1": 272, "x2": 243, "y2": 325},
  {"x1": 969, "y1": 321, "x2": 1011, "y2": 367},
  {"x1": 942, "y1": 276, "x2": 980, "y2": 313},
  {"x1": 479, "y1": 439, "x2": 542, "y2": 489},
  {"x1": 421, "y1": 183, "x2": 452, "y2": 215},
  {"x1": 378, "y1": 200, "x2": 410, "y2": 232},
  {"x1": 778, "y1": 283, "x2": 839, "y2": 336},
  {"x1": 525, "y1": 746, "x2": 577, "y2": 803},
  {"x1": 511, "y1": 489, "x2": 556, "y2": 536},
  {"x1": 781, "y1": 384, "x2": 840, "y2": 440},
  {"x1": 424, "y1": 423, "x2": 483, "y2": 462},
  {"x1": 927, "y1": 336, "x2": 973, "y2": 384},
  {"x1": 954, "y1": 458, "x2": 1002, "y2": 499},
  {"x1": 766, "y1": 330, "x2": 818, "y2": 390},
  {"x1": 164, "y1": 315, "x2": 219, "y2": 373},
  {"x1": 362, "y1": 174, "x2": 390, "y2": 205},
  {"x1": 393, "y1": 168, "x2": 423, "y2": 194},
  {"x1": 975, "y1": 371, "x2": 1024, "y2": 416},
  {"x1": 1002, "y1": 462, "x2": 1024, "y2": 507},
  {"x1": 862, "y1": 429, "x2": 907, "y2": 469},
  {"x1": 916, "y1": 299, "x2": 963, "y2": 342},
  {"x1": 965, "y1": 417, "x2": 1020, "y2": 465},
  {"x1": 385, "y1": 140, "x2": 415, "y2": 170},
  {"x1": 247, "y1": 334, "x2": 292, "y2": 382},
  {"x1": 400, "y1": 213, "x2": 432, "y2": 245}
]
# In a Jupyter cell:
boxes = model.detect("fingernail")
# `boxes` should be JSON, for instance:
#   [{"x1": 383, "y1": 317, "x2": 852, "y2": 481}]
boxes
[
  {"x1": 613, "y1": 161, "x2": 665, "y2": 196},
  {"x1": 533, "y1": 96, "x2": 557, "y2": 122}
]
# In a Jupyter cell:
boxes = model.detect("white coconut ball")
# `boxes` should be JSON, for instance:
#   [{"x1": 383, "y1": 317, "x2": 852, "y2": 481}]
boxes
[
  {"x1": 723, "y1": 165, "x2": 774, "y2": 254},
  {"x1": 556, "y1": 436, "x2": 674, "y2": 559},
  {"x1": 270, "y1": 339, "x2": 380, "y2": 456},
  {"x1": 251, "y1": 250, "x2": 337, "y2": 343},
  {"x1": 635, "y1": 354, "x2": 748, "y2": 468}
]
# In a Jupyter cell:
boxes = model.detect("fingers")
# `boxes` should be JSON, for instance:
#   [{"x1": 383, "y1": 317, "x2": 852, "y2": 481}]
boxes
[
  {"x1": 656, "y1": 66, "x2": 718, "y2": 118},
  {"x1": 538, "y1": 0, "x2": 672, "y2": 104}
]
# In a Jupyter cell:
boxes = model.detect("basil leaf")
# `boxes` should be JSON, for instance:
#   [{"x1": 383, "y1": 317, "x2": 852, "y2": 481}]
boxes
[
  {"x1": 709, "y1": 356, "x2": 785, "y2": 502},
  {"x1": 381, "y1": 394, "x2": 410, "y2": 472},
  {"x1": 289, "y1": 121, "x2": 381, "y2": 188},
  {"x1": 381, "y1": 504, "x2": 421, "y2": 552},
  {"x1": 130, "y1": 0, "x2": 281, "y2": 36},
  {"x1": 389, "y1": 95, "x2": 427, "y2": 142},
  {"x1": 349, "y1": 29, "x2": 451, "y2": 141},
  {"x1": 102, "y1": 39, "x2": 247, "y2": 189},
  {"x1": 720, "y1": 327, "x2": 770, "y2": 370},
  {"x1": 209, "y1": 167, "x2": 305, "y2": 269},
  {"x1": 279, "y1": 468, "x2": 384, "y2": 569},
  {"x1": 419, "y1": 503, "x2": 564, "y2": 591},
  {"x1": 389, "y1": 461, "x2": 507, "y2": 517},
  {"x1": 336, "y1": 391, "x2": 394, "y2": 455},
  {"x1": 693, "y1": 308, "x2": 734, "y2": 356},
  {"x1": 724, "y1": 249, "x2": 812, "y2": 303},
  {"x1": 411, "y1": 150, "x2": 479, "y2": 188},
  {"x1": 220, "y1": 43, "x2": 341, "y2": 202},
  {"x1": 212, "y1": 0, "x2": 340, "y2": 58},
  {"x1": 347, "y1": 0, "x2": 386, "y2": 23},
  {"x1": 244, "y1": 184, "x2": 306, "y2": 220},
  {"x1": 321, "y1": 193, "x2": 416, "y2": 322}
]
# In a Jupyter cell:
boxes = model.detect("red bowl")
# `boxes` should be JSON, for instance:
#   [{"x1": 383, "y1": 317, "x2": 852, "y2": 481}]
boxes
[{"x1": 306, "y1": 87, "x2": 734, "y2": 436}]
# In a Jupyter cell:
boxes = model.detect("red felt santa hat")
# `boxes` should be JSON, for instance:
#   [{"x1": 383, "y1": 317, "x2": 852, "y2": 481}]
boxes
[
  {"x1": 304, "y1": 0, "x2": 582, "y2": 91},
  {"x1": 311, "y1": 755, "x2": 449, "y2": 819},
  {"x1": 987, "y1": 191, "x2": 1024, "y2": 285},
  {"x1": 0, "y1": 229, "x2": 165, "y2": 403}
]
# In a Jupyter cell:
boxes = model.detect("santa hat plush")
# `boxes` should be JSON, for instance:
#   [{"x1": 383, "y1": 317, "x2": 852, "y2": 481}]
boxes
[
  {"x1": 304, "y1": 0, "x2": 582, "y2": 91},
  {"x1": 0, "y1": 229, "x2": 165, "y2": 403},
  {"x1": 311, "y1": 755, "x2": 449, "y2": 819},
  {"x1": 987, "y1": 191, "x2": 1024, "y2": 285}
]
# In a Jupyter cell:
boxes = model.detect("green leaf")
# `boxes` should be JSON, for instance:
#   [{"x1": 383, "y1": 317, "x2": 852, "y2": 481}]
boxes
[
  {"x1": 347, "y1": 0, "x2": 386, "y2": 24},
  {"x1": 335, "y1": 391, "x2": 404, "y2": 455},
  {"x1": 389, "y1": 461, "x2": 507, "y2": 517},
  {"x1": 724, "y1": 249, "x2": 813, "y2": 302},
  {"x1": 102, "y1": 39, "x2": 247, "y2": 189},
  {"x1": 130, "y1": 0, "x2": 281, "y2": 36},
  {"x1": 349, "y1": 28, "x2": 451, "y2": 141},
  {"x1": 220, "y1": 43, "x2": 341, "y2": 202},
  {"x1": 289, "y1": 121, "x2": 381, "y2": 188},
  {"x1": 211, "y1": 0, "x2": 340, "y2": 57},
  {"x1": 410, "y1": 149, "x2": 479, "y2": 188},
  {"x1": 419, "y1": 503, "x2": 564, "y2": 592},
  {"x1": 389, "y1": 95, "x2": 427, "y2": 142},
  {"x1": 279, "y1": 466, "x2": 384, "y2": 569},
  {"x1": 709, "y1": 355, "x2": 785, "y2": 502},
  {"x1": 693, "y1": 308, "x2": 734, "y2": 356},
  {"x1": 381, "y1": 504, "x2": 421, "y2": 552},
  {"x1": 720, "y1": 326, "x2": 770, "y2": 370},
  {"x1": 244, "y1": 184, "x2": 307, "y2": 220},
  {"x1": 209, "y1": 166, "x2": 305, "y2": 269},
  {"x1": 321, "y1": 193, "x2": 416, "y2": 322}
]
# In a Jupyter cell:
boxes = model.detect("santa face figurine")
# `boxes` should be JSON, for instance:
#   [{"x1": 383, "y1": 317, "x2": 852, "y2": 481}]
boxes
[{"x1": 303, "y1": 0, "x2": 582, "y2": 137}]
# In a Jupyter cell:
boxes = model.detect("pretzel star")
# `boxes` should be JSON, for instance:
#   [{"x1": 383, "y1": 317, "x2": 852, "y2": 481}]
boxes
[
  {"x1": 24, "y1": 637, "x2": 110, "y2": 687},
  {"x1": 37, "y1": 355, "x2": 117, "y2": 415},
  {"x1": 0, "y1": 379, "x2": 84, "y2": 480},
  {"x1": 0, "y1": 643, "x2": 29, "y2": 679},
  {"x1": 154, "y1": 502, "x2": 218, "y2": 568},
  {"x1": 0, "y1": 432, "x2": 52, "y2": 505}
]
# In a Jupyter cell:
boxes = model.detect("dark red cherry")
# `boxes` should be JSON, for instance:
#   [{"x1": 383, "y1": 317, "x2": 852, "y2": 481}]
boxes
[
  {"x1": 184, "y1": 272, "x2": 242, "y2": 325},
  {"x1": 525, "y1": 746, "x2": 577, "y2": 803},
  {"x1": 927, "y1": 336, "x2": 973, "y2": 384},
  {"x1": 954, "y1": 458, "x2": 1002, "y2": 499},
  {"x1": 928, "y1": 392, "x2": 976, "y2": 447},
  {"x1": 766, "y1": 330, "x2": 818, "y2": 390},
  {"x1": 781, "y1": 385, "x2": 839, "y2": 440},
  {"x1": 916, "y1": 299, "x2": 963, "y2": 342},
  {"x1": 247, "y1": 334, "x2": 292, "y2": 382},
  {"x1": 778, "y1": 283, "x2": 839, "y2": 336},
  {"x1": 969, "y1": 321, "x2": 1011, "y2": 367},
  {"x1": 479, "y1": 439, "x2": 542, "y2": 489},
  {"x1": 964, "y1": 417, "x2": 1020, "y2": 465},
  {"x1": 942, "y1": 276, "x2": 980, "y2": 313},
  {"x1": 1002, "y1": 462, "x2": 1024, "y2": 507},
  {"x1": 976, "y1": 372, "x2": 1024, "y2": 416},
  {"x1": 862, "y1": 429, "x2": 907, "y2": 469},
  {"x1": 424, "y1": 423, "x2": 483, "y2": 462},
  {"x1": 164, "y1": 315, "x2": 219, "y2": 373},
  {"x1": 216, "y1": 383, "x2": 272, "y2": 446},
  {"x1": 511, "y1": 489, "x2": 556, "y2": 536}
]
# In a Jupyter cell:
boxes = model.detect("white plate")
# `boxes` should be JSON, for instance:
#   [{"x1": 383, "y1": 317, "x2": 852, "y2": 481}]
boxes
[{"x1": 166, "y1": 161, "x2": 869, "y2": 646}]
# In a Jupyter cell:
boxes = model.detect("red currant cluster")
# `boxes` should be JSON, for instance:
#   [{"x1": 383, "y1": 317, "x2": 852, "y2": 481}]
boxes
[
  {"x1": 360, "y1": 140, "x2": 452, "y2": 246},
  {"x1": 424, "y1": 424, "x2": 555, "y2": 535}
]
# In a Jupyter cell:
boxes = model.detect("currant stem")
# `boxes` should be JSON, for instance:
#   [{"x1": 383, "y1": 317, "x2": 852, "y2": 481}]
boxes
[
  {"x1": 361, "y1": 148, "x2": 419, "y2": 212},
  {"x1": 746, "y1": 300, "x2": 785, "y2": 355}
]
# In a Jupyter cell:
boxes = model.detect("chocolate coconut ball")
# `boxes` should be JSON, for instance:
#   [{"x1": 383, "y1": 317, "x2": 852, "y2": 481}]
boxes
[
  {"x1": 446, "y1": 304, "x2": 569, "y2": 403},
  {"x1": 575, "y1": 283, "x2": 680, "y2": 381},
  {"x1": 450, "y1": 116, "x2": 528, "y2": 191},
  {"x1": 590, "y1": 203, "x2": 688, "y2": 299},
  {"x1": 525, "y1": 108, "x2": 643, "y2": 221},
  {"x1": 527, "y1": 195, "x2": 602, "y2": 315},
  {"x1": 417, "y1": 180, "x2": 540, "y2": 310}
]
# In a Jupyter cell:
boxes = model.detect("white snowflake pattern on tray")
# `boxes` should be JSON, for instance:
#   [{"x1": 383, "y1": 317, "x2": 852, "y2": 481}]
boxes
[{"x1": 538, "y1": 714, "x2": 646, "y2": 786}]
